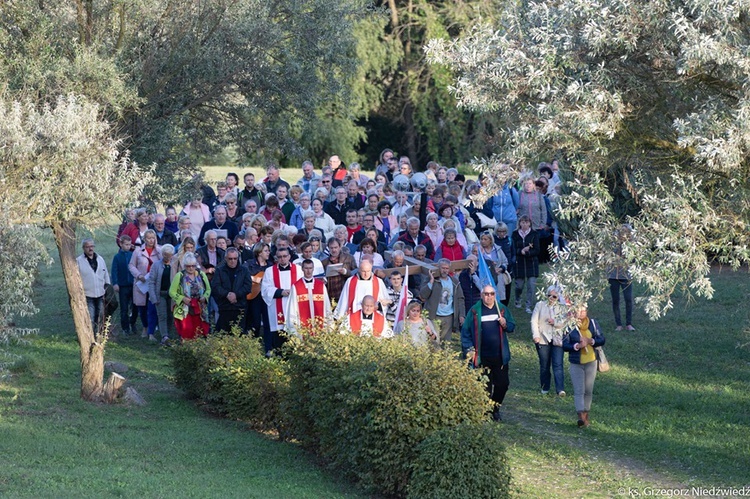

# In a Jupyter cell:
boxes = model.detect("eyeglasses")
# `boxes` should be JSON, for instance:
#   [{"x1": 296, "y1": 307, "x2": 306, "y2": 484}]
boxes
[
  {"x1": 547, "y1": 294, "x2": 558, "y2": 299},
  {"x1": 321, "y1": 180, "x2": 331, "y2": 184},
  {"x1": 483, "y1": 292, "x2": 496, "y2": 296},
  {"x1": 226, "y1": 201, "x2": 236, "y2": 205}
]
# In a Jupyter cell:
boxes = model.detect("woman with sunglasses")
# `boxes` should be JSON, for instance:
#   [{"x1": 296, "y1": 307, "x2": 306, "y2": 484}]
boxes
[
  {"x1": 531, "y1": 286, "x2": 567, "y2": 396},
  {"x1": 223, "y1": 193, "x2": 243, "y2": 226},
  {"x1": 169, "y1": 252, "x2": 211, "y2": 340}
]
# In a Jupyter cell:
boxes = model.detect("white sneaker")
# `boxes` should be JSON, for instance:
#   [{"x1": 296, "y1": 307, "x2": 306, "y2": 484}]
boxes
[
  {"x1": 525, "y1": 307, "x2": 532, "y2": 314},
  {"x1": 541, "y1": 389, "x2": 549, "y2": 395},
  {"x1": 557, "y1": 390, "x2": 566, "y2": 397}
]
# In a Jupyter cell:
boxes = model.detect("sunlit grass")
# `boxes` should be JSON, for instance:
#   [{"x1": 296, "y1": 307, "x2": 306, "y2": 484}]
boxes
[{"x1": 4, "y1": 227, "x2": 750, "y2": 497}]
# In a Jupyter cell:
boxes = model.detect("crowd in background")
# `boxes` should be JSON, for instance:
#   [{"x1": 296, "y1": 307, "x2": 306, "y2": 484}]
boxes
[{"x1": 78, "y1": 151, "x2": 615, "y2": 425}]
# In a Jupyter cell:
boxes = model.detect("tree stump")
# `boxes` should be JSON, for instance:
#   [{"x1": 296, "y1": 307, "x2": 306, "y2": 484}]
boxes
[{"x1": 102, "y1": 372, "x2": 126, "y2": 403}]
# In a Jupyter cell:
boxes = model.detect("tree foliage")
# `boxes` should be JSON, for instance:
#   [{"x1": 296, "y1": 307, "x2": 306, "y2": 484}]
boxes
[
  {"x1": 1, "y1": 0, "x2": 369, "y2": 201},
  {"x1": 348, "y1": 0, "x2": 506, "y2": 167},
  {"x1": 0, "y1": 93, "x2": 151, "y2": 399},
  {"x1": 427, "y1": 0, "x2": 750, "y2": 318}
]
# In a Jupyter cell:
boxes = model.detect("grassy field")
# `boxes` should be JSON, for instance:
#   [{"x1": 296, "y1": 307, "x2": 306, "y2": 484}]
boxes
[
  {"x1": 4, "y1": 228, "x2": 750, "y2": 497},
  {"x1": 202, "y1": 166, "x2": 309, "y2": 187},
  {"x1": 2, "y1": 231, "x2": 362, "y2": 499}
]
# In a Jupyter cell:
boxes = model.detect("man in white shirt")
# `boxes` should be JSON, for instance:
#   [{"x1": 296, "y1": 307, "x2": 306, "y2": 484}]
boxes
[{"x1": 77, "y1": 238, "x2": 110, "y2": 334}]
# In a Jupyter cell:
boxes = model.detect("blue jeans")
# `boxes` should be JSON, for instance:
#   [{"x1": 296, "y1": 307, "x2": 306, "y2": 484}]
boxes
[
  {"x1": 536, "y1": 343, "x2": 564, "y2": 393},
  {"x1": 146, "y1": 300, "x2": 161, "y2": 336},
  {"x1": 609, "y1": 278, "x2": 633, "y2": 326}
]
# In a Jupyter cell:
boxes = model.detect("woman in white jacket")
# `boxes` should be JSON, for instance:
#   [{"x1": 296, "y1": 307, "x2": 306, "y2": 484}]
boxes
[
  {"x1": 531, "y1": 285, "x2": 567, "y2": 396},
  {"x1": 310, "y1": 198, "x2": 336, "y2": 240}
]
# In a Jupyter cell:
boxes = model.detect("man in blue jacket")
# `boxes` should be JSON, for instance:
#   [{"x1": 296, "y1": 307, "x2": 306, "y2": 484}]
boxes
[{"x1": 461, "y1": 285, "x2": 516, "y2": 421}]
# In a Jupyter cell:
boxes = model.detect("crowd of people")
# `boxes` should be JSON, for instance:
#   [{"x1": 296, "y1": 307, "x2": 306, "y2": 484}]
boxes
[{"x1": 77, "y1": 151, "x2": 616, "y2": 426}]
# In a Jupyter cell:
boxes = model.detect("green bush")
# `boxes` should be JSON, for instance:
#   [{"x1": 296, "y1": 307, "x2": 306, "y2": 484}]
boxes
[
  {"x1": 213, "y1": 353, "x2": 290, "y2": 435},
  {"x1": 172, "y1": 335, "x2": 281, "y2": 418},
  {"x1": 172, "y1": 329, "x2": 510, "y2": 498},
  {"x1": 284, "y1": 331, "x2": 493, "y2": 497},
  {"x1": 408, "y1": 422, "x2": 511, "y2": 499}
]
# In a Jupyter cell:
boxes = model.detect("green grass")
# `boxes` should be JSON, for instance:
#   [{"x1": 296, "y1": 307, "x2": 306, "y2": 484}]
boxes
[
  {"x1": 5, "y1": 227, "x2": 750, "y2": 497},
  {"x1": 496, "y1": 267, "x2": 750, "y2": 495},
  {"x1": 2, "y1": 233, "x2": 363, "y2": 499}
]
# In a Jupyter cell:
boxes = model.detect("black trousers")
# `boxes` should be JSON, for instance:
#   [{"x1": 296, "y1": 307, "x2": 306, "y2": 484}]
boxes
[
  {"x1": 216, "y1": 309, "x2": 243, "y2": 335},
  {"x1": 482, "y1": 356, "x2": 510, "y2": 405},
  {"x1": 246, "y1": 295, "x2": 269, "y2": 338}
]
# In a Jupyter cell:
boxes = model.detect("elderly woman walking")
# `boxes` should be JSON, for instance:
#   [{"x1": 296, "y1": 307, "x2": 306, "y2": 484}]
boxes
[
  {"x1": 563, "y1": 306, "x2": 605, "y2": 427},
  {"x1": 169, "y1": 252, "x2": 211, "y2": 340},
  {"x1": 129, "y1": 229, "x2": 161, "y2": 340},
  {"x1": 148, "y1": 244, "x2": 176, "y2": 344},
  {"x1": 531, "y1": 286, "x2": 567, "y2": 396}
]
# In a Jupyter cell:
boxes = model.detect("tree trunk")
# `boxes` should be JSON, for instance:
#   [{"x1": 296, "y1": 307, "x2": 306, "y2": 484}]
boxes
[
  {"x1": 52, "y1": 221, "x2": 105, "y2": 401},
  {"x1": 403, "y1": 100, "x2": 418, "y2": 165}
]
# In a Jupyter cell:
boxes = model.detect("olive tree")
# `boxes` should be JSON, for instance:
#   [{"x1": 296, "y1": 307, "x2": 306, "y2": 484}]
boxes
[
  {"x1": 0, "y1": 94, "x2": 152, "y2": 400},
  {"x1": 426, "y1": 0, "x2": 750, "y2": 318}
]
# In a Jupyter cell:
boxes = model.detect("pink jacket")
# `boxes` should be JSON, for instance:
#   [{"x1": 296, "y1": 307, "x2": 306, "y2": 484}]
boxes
[{"x1": 129, "y1": 246, "x2": 162, "y2": 306}]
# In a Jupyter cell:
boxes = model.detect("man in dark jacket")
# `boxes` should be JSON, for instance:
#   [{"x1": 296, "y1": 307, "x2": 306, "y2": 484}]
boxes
[
  {"x1": 238, "y1": 172, "x2": 264, "y2": 208},
  {"x1": 153, "y1": 214, "x2": 178, "y2": 247},
  {"x1": 324, "y1": 187, "x2": 351, "y2": 226},
  {"x1": 198, "y1": 205, "x2": 239, "y2": 247},
  {"x1": 461, "y1": 285, "x2": 516, "y2": 422},
  {"x1": 397, "y1": 217, "x2": 436, "y2": 260},
  {"x1": 212, "y1": 247, "x2": 252, "y2": 334}
]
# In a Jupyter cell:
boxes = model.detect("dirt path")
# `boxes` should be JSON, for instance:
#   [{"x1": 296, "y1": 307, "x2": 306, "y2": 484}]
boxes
[{"x1": 501, "y1": 407, "x2": 689, "y2": 497}]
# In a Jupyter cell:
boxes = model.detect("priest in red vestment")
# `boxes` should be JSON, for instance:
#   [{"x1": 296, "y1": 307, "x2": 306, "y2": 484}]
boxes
[
  {"x1": 346, "y1": 295, "x2": 393, "y2": 338},
  {"x1": 285, "y1": 259, "x2": 331, "y2": 337},
  {"x1": 333, "y1": 257, "x2": 390, "y2": 319},
  {"x1": 260, "y1": 247, "x2": 301, "y2": 353}
]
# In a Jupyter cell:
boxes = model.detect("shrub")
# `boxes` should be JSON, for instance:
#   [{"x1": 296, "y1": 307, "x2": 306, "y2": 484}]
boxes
[
  {"x1": 213, "y1": 352, "x2": 290, "y2": 435},
  {"x1": 408, "y1": 422, "x2": 511, "y2": 499},
  {"x1": 284, "y1": 330, "x2": 493, "y2": 497},
  {"x1": 173, "y1": 335, "x2": 278, "y2": 427}
]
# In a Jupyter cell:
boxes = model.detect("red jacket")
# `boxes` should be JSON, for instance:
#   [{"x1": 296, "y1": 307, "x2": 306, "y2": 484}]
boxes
[{"x1": 438, "y1": 240, "x2": 465, "y2": 261}]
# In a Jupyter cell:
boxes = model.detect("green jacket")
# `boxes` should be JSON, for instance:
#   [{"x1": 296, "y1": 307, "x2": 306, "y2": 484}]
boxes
[
  {"x1": 460, "y1": 300, "x2": 515, "y2": 367},
  {"x1": 169, "y1": 270, "x2": 211, "y2": 320}
]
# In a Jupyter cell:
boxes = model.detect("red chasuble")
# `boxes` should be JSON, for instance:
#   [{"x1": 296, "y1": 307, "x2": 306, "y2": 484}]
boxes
[
  {"x1": 272, "y1": 264, "x2": 298, "y2": 326},
  {"x1": 349, "y1": 311, "x2": 386, "y2": 338},
  {"x1": 346, "y1": 276, "x2": 380, "y2": 315},
  {"x1": 293, "y1": 278, "x2": 326, "y2": 332}
]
